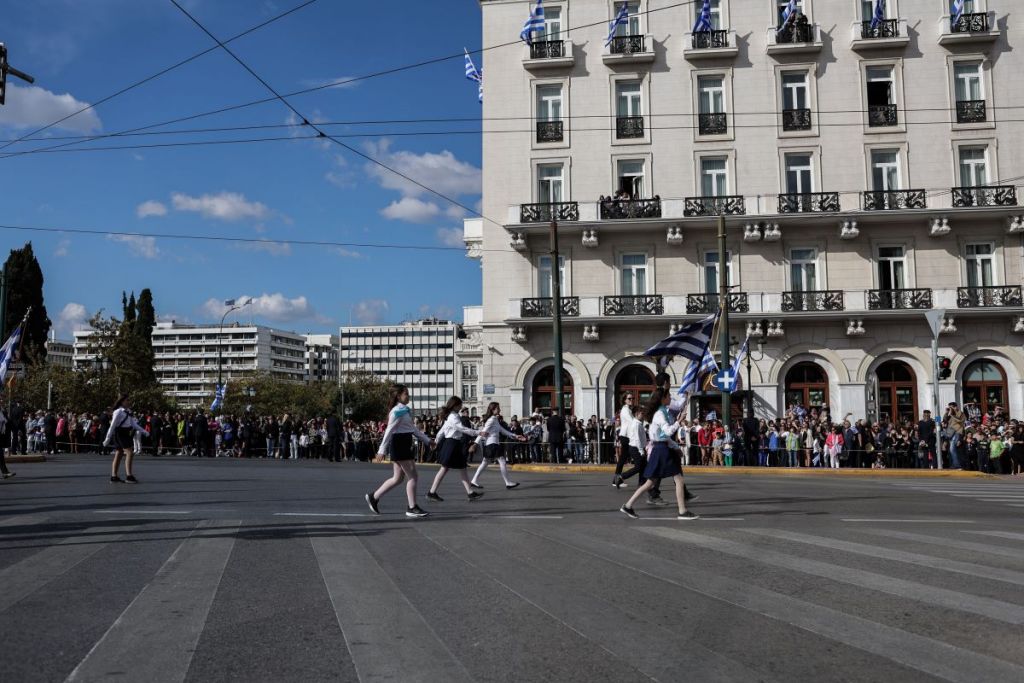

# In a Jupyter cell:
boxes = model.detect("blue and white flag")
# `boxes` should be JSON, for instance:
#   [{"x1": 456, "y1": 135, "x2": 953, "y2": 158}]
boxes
[
  {"x1": 870, "y1": 0, "x2": 886, "y2": 29},
  {"x1": 693, "y1": 0, "x2": 713, "y2": 33},
  {"x1": 778, "y1": 0, "x2": 799, "y2": 31},
  {"x1": 645, "y1": 312, "x2": 718, "y2": 363},
  {"x1": 729, "y1": 336, "x2": 749, "y2": 393},
  {"x1": 679, "y1": 343, "x2": 719, "y2": 396},
  {"x1": 520, "y1": 0, "x2": 545, "y2": 44},
  {"x1": 605, "y1": 3, "x2": 630, "y2": 46},
  {"x1": 951, "y1": 0, "x2": 965, "y2": 24},
  {"x1": 464, "y1": 49, "x2": 483, "y2": 103},
  {"x1": 0, "y1": 322, "x2": 23, "y2": 385},
  {"x1": 210, "y1": 383, "x2": 226, "y2": 412}
]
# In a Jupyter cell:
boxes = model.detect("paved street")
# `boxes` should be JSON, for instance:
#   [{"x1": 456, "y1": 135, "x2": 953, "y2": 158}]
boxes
[{"x1": 2, "y1": 455, "x2": 1023, "y2": 683}]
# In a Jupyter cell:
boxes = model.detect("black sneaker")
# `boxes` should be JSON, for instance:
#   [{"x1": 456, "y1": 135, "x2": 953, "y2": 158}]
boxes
[
  {"x1": 468, "y1": 491, "x2": 485, "y2": 501},
  {"x1": 677, "y1": 511, "x2": 700, "y2": 521},
  {"x1": 406, "y1": 506, "x2": 429, "y2": 518},
  {"x1": 110, "y1": 476, "x2": 124, "y2": 484},
  {"x1": 426, "y1": 491, "x2": 444, "y2": 502},
  {"x1": 505, "y1": 482, "x2": 520, "y2": 490},
  {"x1": 125, "y1": 475, "x2": 138, "y2": 484},
  {"x1": 612, "y1": 475, "x2": 624, "y2": 489},
  {"x1": 647, "y1": 496, "x2": 668, "y2": 506},
  {"x1": 1, "y1": 472, "x2": 15, "y2": 479},
  {"x1": 469, "y1": 482, "x2": 484, "y2": 489},
  {"x1": 684, "y1": 492, "x2": 699, "y2": 502},
  {"x1": 365, "y1": 493, "x2": 380, "y2": 515},
  {"x1": 620, "y1": 505, "x2": 638, "y2": 519}
]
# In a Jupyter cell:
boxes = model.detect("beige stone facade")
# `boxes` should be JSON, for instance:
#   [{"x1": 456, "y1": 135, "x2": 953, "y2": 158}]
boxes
[{"x1": 462, "y1": 0, "x2": 1024, "y2": 421}]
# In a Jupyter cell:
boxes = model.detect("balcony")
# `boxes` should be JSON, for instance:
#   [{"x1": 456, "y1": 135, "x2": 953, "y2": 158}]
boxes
[
  {"x1": 687, "y1": 293, "x2": 749, "y2": 314},
  {"x1": 599, "y1": 196, "x2": 662, "y2": 220},
  {"x1": 956, "y1": 100, "x2": 986, "y2": 124},
  {"x1": 957, "y1": 286, "x2": 1024, "y2": 309},
  {"x1": 868, "y1": 289, "x2": 933, "y2": 311},
  {"x1": 603, "y1": 35, "x2": 655, "y2": 64},
  {"x1": 603, "y1": 295, "x2": 664, "y2": 317},
  {"x1": 851, "y1": 18, "x2": 910, "y2": 50},
  {"x1": 782, "y1": 108, "x2": 812, "y2": 131},
  {"x1": 684, "y1": 30, "x2": 739, "y2": 60},
  {"x1": 684, "y1": 195, "x2": 746, "y2": 217},
  {"x1": 536, "y1": 120, "x2": 564, "y2": 143},
  {"x1": 782, "y1": 290, "x2": 845, "y2": 312},
  {"x1": 778, "y1": 192, "x2": 840, "y2": 213},
  {"x1": 616, "y1": 116, "x2": 644, "y2": 139},
  {"x1": 868, "y1": 103, "x2": 898, "y2": 128},
  {"x1": 523, "y1": 40, "x2": 575, "y2": 70},
  {"x1": 862, "y1": 189, "x2": 927, "y2": 211},
  {"x1": 951, "y1": 186, "x2": 1018, "y2": 208},
  {"x1": 698, "y1": 112, "x2": 728, "y2": 136},
  {"x1": 940, "y1": 12, "x2": 1000, "y2": 47},
  {"x1": 520, "y1": 297, "x2": 580, "y2": 318},
  {"x1": 519, "y1": 202, "x2": 580, "y2": 223},
  {"x1": 766, "y1": 22, "x2": 823, "y2": 55}
]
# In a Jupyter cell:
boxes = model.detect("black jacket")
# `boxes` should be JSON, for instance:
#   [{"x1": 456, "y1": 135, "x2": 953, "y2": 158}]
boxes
[
  {"x1": 326, "y1": 415, "x2": 341, "y2": 438},
  {"x1": 546, "y1": 415, "x2": 566, "y2": 444}
]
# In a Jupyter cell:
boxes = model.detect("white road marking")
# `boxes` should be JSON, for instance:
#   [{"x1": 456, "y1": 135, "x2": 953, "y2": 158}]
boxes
[
  {"x1": 273, "y1": 512, "x2": 370, "y2": 517},
  {"x1": 494, "y1": 515, "x2": 564, "y2": 519},
  {"x1": 862, "y1": 529, "x2": 1024, "y2": 561},
  {"x1": 842, "y1": 519, "x2": 975, "y2": 523},
  {"x1": 93, "y1": 509, "x2": 193, "y2": 515},
  {"x1": 966, "y1": 531, "x2": 1024, "y2": 542}
]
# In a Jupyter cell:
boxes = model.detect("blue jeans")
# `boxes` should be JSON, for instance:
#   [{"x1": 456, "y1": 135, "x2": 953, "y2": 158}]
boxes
[{"x1": 949, "y1": 433, "x2": 962, "y2": 469}]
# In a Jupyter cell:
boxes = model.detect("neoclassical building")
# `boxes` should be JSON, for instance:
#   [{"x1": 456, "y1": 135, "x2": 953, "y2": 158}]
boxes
[{"x1": 460, "y1": 0, "x2": 1024, "y2": 421}]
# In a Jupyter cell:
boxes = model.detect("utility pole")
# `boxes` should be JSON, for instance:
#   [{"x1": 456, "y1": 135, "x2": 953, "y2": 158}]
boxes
[
  {"x1": 925, "y1": 309, "x2": 946, "y2": 470},
  {"x1": 718, "y1": 215, "x2": 731, "y2": 431},
  {"x1": 550, "y1": 220, "x2": 564, "y2": 416},
  {"x1": 0, "y1": 261, "x2": 8, "y2": 341},
  {"x1": 0, "y1": 43, "x2": 36, "y2": 106}
]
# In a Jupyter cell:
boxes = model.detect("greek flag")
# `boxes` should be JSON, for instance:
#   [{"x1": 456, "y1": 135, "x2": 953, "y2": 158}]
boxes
[
  {"x1": 520, "y1": 0, "x2": 545, "y2": 44},
  {"x1": 644, "y1": 312, "x2": 718, "y2": 363},
  {"x1": 605, "y1": 3, "x2": 630, "y2": 46},
  {"x1": 729, "y1": 336, "x2": 749, "y2": 393},
  {"x1": 679, "y1": 343, "x2": 719, "y2": 396},
  {"x1": 464, "y1": 49, "x2": 483, "y2": 103},
  {"x1": 951, "y1": 0, "x2": 964, "y2": 25},
  {"x1": 870, "y1": 0, "x2": 886, "y2": 30},
  {"x1": 693, "y1": 0, "x2": 713, "y2": 33},
  {"x1": 778, "y1": 0, "x2": 799, "y2": 31},
  {"x1": 0, "y1": 322, "x2": 23, "y2": 385},
  {"x1": 210, "y1": 383, "x2": 226, "y2": 412}
]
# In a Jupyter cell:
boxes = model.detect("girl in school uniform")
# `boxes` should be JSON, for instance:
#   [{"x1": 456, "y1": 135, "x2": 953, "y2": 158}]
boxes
[
  {"x1": 470, "y1": 402, "x2": 527, "y2": 490},
  {"x1": 366, "y1": 385, "x2": 433, "y2": 518},
  {"x1": 616, "y1": 404, "x2": 648, "y2": 487},
  {"x1": 619, "y1": 389, "x2": 699, "y2": 520},
  {"x1": 103, "y1": 395, "x2": 149, "y2": 484},
  {"x1": 427, "y1": 396, "x2": 487, "y2": 502}
]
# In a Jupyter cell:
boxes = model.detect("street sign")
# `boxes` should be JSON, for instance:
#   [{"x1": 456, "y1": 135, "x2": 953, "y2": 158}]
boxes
[
  {"x1": 714, "y1": 369, "x2": 737, "y2": 392},
  {"x1": 925, "y1": 309, "x2": 947, "y2": 339},
  {"x1": 483, "y1": 384, "x2": 496, "y2": 395}
]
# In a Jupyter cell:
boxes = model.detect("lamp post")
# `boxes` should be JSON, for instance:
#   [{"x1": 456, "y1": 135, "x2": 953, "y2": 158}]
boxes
[
  {"x1": 217, "y1": 298, "x2": 252, "y2": 409},
  {"x1": 735, "y1": 322, "x2": 768, "y2": 418}
]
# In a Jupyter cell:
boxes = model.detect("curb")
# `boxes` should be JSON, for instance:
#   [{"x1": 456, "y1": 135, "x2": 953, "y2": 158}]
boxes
[
  {"x1": 6, "y1": 455, "x2": 47, "y2": 464},
  {"x1": 507, "y1": 464, "x2": 996, "y2": 479}
]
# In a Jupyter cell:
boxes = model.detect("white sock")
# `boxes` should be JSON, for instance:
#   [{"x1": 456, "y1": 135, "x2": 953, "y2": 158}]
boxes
[
  {"x1": 472, "y1": 459, "x2": 487, "y2": 484},
  {"x1": 499, "y1": 458, "x2": 513, "y2": 486}
]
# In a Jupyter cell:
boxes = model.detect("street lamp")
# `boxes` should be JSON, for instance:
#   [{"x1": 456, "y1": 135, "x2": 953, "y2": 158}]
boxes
[
  {"x1": 217, "y1": 298, "x2": 252, "y2": 407},
  {"x1": 733, "y1": 320, "x2": 768, "y2": 418}
]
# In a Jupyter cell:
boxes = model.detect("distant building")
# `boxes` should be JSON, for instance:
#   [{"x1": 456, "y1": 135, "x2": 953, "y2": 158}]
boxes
[
  {"x1": 305, "y1": 333, "x2": 339, "y2": 383},
  {"x1": 45, "y1": 334, "x2": 74, "y2": 369}
]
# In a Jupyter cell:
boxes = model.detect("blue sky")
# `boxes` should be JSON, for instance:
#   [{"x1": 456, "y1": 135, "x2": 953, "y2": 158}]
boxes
[{"x1": 0, "y1": 0, "x2": 486, "y2": 338}]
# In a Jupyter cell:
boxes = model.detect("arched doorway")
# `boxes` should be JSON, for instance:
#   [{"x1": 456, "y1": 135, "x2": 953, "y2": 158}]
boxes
[
  {"x1": 877, "y1": 360, "x2": 917, "y2": 423},
  {"x1": 531, "y1": 367, "x2": 574, "y2": 416},
  {"x1": 784, "y1": 362, "x2": 829, "y2": 410},
  {"x1": 614, "y1": 365, "x2": 656, "y2": 412},
  {"x1": 963, "y1": 360, "x2": 1007, "y2": 416}
]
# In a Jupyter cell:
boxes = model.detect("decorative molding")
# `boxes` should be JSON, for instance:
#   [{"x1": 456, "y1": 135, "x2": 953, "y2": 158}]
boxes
[
  {"x1": 929, "y1": 216, "x2": 951, "y2": 237},
  {"x1": 666, "y1": 226, "x2": 684, "y2": 246},
  {"x1": 746, "y1": 321, "x2": 764, "y2": 338},
  {"x1": 1013, "y1": 315, "x2": 1024, "y2": 334},
  {"x1": 762, "y1": 222, "x2": 782, "y2": 242},
  {"x1": 669, "y1": 323, "x2": 682, "y2": 335},
  {"x1": 583, "y1": 325, "x2": 600, "y2": 342},
  {"x1": 940, "y1": 316, "x2": 957, "y2": 335},
  {"x1": 581, "y1": 229, "x2": 599, "y2": 248},
  {"x1": 839, "y1": 220, "x2": 859, "y2": 240},
  {"x1": 510, "y1": 232, "x2": 527, "y2": 251},
  {"x1": 743, "y1": 223, "x2": 762, "y2": 242},
  {"x1": 846, "y1": 319, "x2": 865, "y2": 336},
  {"x1": 511, "y1": 326, "x2": 527, "y2": 343},
  {"x1": 1008, "y1": 216, "x2": 1024, "y2": 234},
  {"x1": 765, "y1": 320, "x2": 785, "y2": 338}
]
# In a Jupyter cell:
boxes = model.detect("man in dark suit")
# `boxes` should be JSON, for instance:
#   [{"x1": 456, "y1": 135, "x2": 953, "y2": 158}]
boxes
[
  {"x1": 192, "y1": 411, "x2": 210, "y2": 458},
  {"x1": 43, "y1": 411, "x2": 58, "y2": 454},
  {"x1": 325, "y1": 414, "x2": 341, "y2": 462},
  {"x1": 9, "y1": 400, "x2": 26, "y2": 455},
  {"x1": 917, "y1": 410, "x2": 936, "y2": 469},
  {"x1": 546, "y1": 408, "x2": 566, "y2": 463},
  {"x1": 742, "y1": 414, "x2": 760, "y2": 467}
]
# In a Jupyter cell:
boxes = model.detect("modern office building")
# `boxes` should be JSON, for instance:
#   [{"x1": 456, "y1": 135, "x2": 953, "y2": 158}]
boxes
[
  {"x1": 45, "y1": 334, "x2": 74, "y2": 369},
  {"x1": 464, "y1": 0, "x2": 1024, "y2": 421},
  {"x1": 304, "y1": 333, "x2": 340, "y2": 383}
]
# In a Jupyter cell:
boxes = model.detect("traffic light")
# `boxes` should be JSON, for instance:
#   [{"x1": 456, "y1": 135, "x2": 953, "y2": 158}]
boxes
[{"x1": 938, "y1": 356, "x2": 952, "y2": 380}]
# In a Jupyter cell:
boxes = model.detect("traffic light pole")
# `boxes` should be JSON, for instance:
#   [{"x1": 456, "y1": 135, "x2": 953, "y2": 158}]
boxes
[
  {"x1": 931, "y1": 332, "x2": 943, "y2": 471},
  {"x1": 718, "y1": 215, "x2": 730, "y2": 431},
  {"x1": 550, "y1": 220, "x2": 564, "y2": 417}
]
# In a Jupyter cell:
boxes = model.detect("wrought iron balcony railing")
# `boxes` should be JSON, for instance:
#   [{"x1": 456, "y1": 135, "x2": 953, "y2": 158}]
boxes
[
  {"x1": 862, "y1": 189, "x2": 927, "y2": 211},
  {"x1": 609, "y1": 35, "x2": 646, "y2": 55},
  {"x1": 868, "y1": 103, "x2": 898, "y2": 127},
  {"x1": 529, "y1": 40, "x2": 566, "y2": 59},
  {"x1": 520, "y1": 297, "x2": 580, "y2": 318},
  {"x1": 951, "y1": 12, "x2": 990, "y2": 33},
  {"x1": 775, "y1": 22, "x2": 814, "y2": 44},
  {"x1": 868, "y1": 288, "x2": 932, "y2": 311},
  {"x1": 520, "y1": 201, "x2": 580, "y2": 223},
  {"x1": 861, "y1": 19, "x2": 900, "y2": 39},
  {"x1": 698, "y1": 112, "x2": 728, "y2": 135},
  {"x1": 687, "y1": 292, "x2": 749, "y2": 314},
  {"x1": 691, "y1": 30, "x2": 729, "y2": 49},
  {"x1": 603, "y1": 295, "x2": 664, "y2": 317},
  {"x1": 951, "y1": 185, "x2": 1018, "y2": 208},
  {"x1": 684, "y1": 195, "x2": 746, "y2": 217},
  {"x1": 599, "y1": 197, "x2": 662, "y2": 220},
  {"x1": 956, "y1": 100, "x2": 986, "y2": 123},
  {"x1": 782, "y1": 290, "x2": 845, "y2": 312},
  {"x1": 616, "y1": 115, "x2": 645, "y2": 139},
  {"x1": 782, "y1": 108, "x2": 812, "y2": 131},
  {"x1": 778, "y1": 192, "x2": 841, "y2": 213},
  {"x1": 957, "y1": 286, "x2": 1023, "y2": 309},
  {"x1": 536, "y1": 120, "x2": 564, "y2": 143}
]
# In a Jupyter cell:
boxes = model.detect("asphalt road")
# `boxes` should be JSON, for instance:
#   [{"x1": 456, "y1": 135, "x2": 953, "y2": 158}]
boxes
[{"x1": 1, "y1": 454, "x2": 1023, "y2": 683}]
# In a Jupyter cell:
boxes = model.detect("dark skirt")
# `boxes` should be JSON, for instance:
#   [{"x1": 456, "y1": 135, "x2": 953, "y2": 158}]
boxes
[
  {"x1": 484, "y1": 443, "x2": 504, "y2": 462},
  {"x1": 438, "y1": 437, "x2": 468, "y2": 469},
  {"x1": 389, "y1": 432, "x2": 415, "y2": 462},
  {"x1": 644, "y1": 442, "x2": 682, "y2": 480},
  {"x1": 114, "y1": 427, "x2": 134, "y2": 450}
]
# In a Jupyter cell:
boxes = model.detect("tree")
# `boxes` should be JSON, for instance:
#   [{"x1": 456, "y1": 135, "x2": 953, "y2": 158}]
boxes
[
  {"x1": 335, "y1": 370, "x2": 393, "y2": 422},
  {"x1": 3, "y1": 242, "x2": 51, "y2": 362},
  {"x1": 135, "y1": 289, "x2": 156, "y2": 346},
  {"x1": 82, "y1": 311, "x2": 163, "y2": 406}
]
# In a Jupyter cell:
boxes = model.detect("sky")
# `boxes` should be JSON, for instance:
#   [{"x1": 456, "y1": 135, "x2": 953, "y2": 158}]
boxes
[{"x1": 0, "y1": 0, "x2": 487, "y2": 339}]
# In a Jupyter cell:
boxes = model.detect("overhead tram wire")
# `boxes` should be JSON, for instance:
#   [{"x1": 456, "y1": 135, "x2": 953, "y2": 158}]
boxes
[{"x1": 0, "y1": 0, "x2": 321, "y2": 153}]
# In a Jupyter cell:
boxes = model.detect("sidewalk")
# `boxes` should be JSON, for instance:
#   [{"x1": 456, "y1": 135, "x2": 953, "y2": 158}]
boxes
[
  {"x1": 7, "y1": 455, "x2": 47, "y2": 464},
  {"x1": 509, "y1": 463, "x2": 995, "y2": 478}
]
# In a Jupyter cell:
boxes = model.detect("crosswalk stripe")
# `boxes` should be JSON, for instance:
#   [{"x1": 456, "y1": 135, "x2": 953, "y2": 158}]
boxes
[
  {"x1": 967, "y1": 531, "x2": 1024, "y2": 542},
  {"x1": 0, "y1": 530, "x2": 114, "y2": 612},
  {"x1": 528, "y1": 527, "x2": 1024, "y2": 683},
  {"x1": 639, "y1": 527, "x2": 1024, "y2": 625},
  {"x1": 311, "y1": 529, "x2": 473, "y2": 683},
  {"x1": 0, "y1": 513, "x2": 50, "y2": 528},
  {"x1": 66, "y1": 520, "x2": 238, "y2": 683},
  {"x1": 860, "y1": 529, "x2": 1024, "y2": 561},
  {"x1": 743, "y1": 528, "x2": 1024, "y2": 587}
]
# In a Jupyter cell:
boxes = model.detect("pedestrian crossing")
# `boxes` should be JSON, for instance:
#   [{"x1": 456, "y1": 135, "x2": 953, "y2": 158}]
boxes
[
  {"x1": 889, "y1": 480, "x2": 1024, "y2": 510},
  {"x1": 2, "y1": 511, "x2": 1024, "y2": 682}
]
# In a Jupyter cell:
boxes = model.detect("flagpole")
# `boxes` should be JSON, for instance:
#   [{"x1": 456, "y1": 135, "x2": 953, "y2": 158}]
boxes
[
  {"x1": 717, "y1": 215, "x2": 731, "y2": 432},
  {"x1": 550, "y1": 219, "x2": 565, "y2": 419}
]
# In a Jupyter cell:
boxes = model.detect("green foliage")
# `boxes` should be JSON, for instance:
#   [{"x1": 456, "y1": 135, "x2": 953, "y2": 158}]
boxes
[
  {"x1": 135, "y1": 289, "x2": 156, "y2": 345},
  {"x1": 3, "y1": 242, "x2": 52, "y2": 363},
  {"x1": 222, "y1": 370, "x2": 392, "y2": 420}
]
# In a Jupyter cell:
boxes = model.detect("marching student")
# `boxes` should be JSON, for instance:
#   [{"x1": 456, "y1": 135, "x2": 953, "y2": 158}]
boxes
[
  {"x1": 654, "y1": 372, "x2": 697, "y2": 503},
  {"x1": 616, "y1": 403, "x2": 649, "y2": 487},
  {"x1": 366, "y1": 385, "x2": 432, "y2": 518},
  {"x1": 103, "y1": 395, "x2": 149, "y2": 484},
  {"x1": 470, "y1": 402, "x2": 527, "y2": 490},
  {"x1": 427, "y1": 396, "x2": 486, "y2": 502},
  {"x1": 612, "y1": 392, "x2": 635, "y2": 488},
  {"x1": 619, "y1": 389, "x2": 699, "y2": 520}
]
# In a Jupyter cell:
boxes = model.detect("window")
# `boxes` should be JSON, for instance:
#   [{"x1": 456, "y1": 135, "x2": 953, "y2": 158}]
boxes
[
  {"x1": 965, "y1": 243, "x2": 994, "y2": 288},
  {"x1": 776, "y1": 0, "x2": 804, "y2": 25},
  {"x1": 462, "y1": 383, "x2": 478, "y2": 401},
  {"x1": 866, "y1": 66, "x2": 896, "y2": 126},
  {"x1": 877, "y1": 246, "x2": 906, "y2": 290},
  {"x1": 784, "y1": 153, "x2": 813, "y2": 194},
  {"x1": 698, "y1": 76, "x2": 725, "y2": 114},
  {"x1": 782, "y1": 72, "x2": 808, "y2": 110},
  {"x1": 614, "y1": 1, "x2": 641, "y2": 35},
  {"x1": 871, "y1": 150, "x2": 900, "y2": 191},
  {"x1": 536, "y1": 84, "x2": 563, "y2": 122},
  {"x1": 703, "y1": 250, "x2": 732, "y2": 293},
  {"x1": 538, "y1": 255, "x2": 565, "y2": 298},
  {"x1": 537, "y1": 163, "x2": 564, "y2": 203},
  {"x1": 616, "y1": 80, "x2": 642, "y2": 117},
  {"x1": 696, "y1": 0, "x2": 722, "y2": 29},
  {"x1": 790, "y1": 248, "x2": 817, "y2": 292},
  {"x1": 958, "y1": 147, "x2": 988, "y2": 187},
  {"x1": 620, "y1": 253, "x2": 648, "y2": 295},
  {"x1": 541, "y1": 6, "x2": 562, "y2": 39},
  {"x1": 861, "y1": 0, "x2": 890, "y2": 21},
  {"x1": 461, "y1": 363, "x2": 478, "y2": 380},
  {"x1": 616, "y1": 159, "x2": 645, "y2": 197},
  {"x1": 700, "y1": 157, "x2": 728, "y2": 196},
  {"x1": 954, "y1": 61, "x2": 983, "y2": 102}
]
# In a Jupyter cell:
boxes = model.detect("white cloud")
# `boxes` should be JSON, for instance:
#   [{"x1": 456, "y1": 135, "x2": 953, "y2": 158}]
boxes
[
  {"x1": 54, "y1": 238, "x2": 70, "y2": 257},
  {"x1": 55, "y1": 302, "x2": 89, "y2": 337},
  {"x1": 136, "y1": 200, "x2": 167, "y2": 218},
  {"x1": 330, "y1": 247, "x2": 363, "y2": 259},
  {"x1": 201, "y1": 293, "x2": 319, "y2": 324},
  {"x1": 0, "y1": 84, "x2": 101, "y2": 134},
  {"x1": 435, "y1": 227, "x2": 464, "y2": 247},
  {"x1": 236, "y1": 239, "x2": 291, "y2": 256},
  {"x1": 364, "y1": 140, "x2": 482, "y2": 199},
  {"x1": 380, "y1": 197, "x2": 441, "y2": 223},
  {"x1": 171, "y1": 191, "x2": 269, "y2": 222},
  {"x1": 300, "y1": 76, "x2": 361, "y2": 91},
  {"x1": 351, "y1": 299, "x2": 389, "y2": 325},
  {"x1": 107, "y1": 234, "x2": 159, "y2": 259}
]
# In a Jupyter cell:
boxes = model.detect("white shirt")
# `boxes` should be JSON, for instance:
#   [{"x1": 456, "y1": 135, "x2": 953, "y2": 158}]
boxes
[
  {"x1": 475, "y1": 415, "x2": 516, "y2": 446},
  {"x1": 648, "y1": 406, "x2": 682, "y2": 451},
  {"x1": 377, "y1": 403, "x2": 430, "y2": 455},
  {"x1": 434, "y1": 412, "x2": 481, "y2": 444},
  {"x1": 103, "y1": 407, "x2": 146, "y2": 446},
  {"x1": 618, "y1": 405, "x2": 633, "y2": 437},
  {"x1": 627, "y1": 417, "x2": 648, "y2": 450}
]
